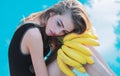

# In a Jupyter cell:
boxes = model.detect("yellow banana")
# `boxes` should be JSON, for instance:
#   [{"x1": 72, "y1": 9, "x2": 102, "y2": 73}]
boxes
[
  {"x1": 57, "y1": 27, "x2": 99, "y2": 75},
  {"x1": 71, "y1": 49, "x2": 94, "y2": 64},
  {"x1": 62, "y1": 45, "x2": 87, "y2": 64},
  {"x1": 80, "y1": 31, "x2": 98, "y2": 39},
  {"x1": 71, "y1": 38, "x2": 100, "y2": 46},
  {"x1": 63, "y1": 33, "x2": 79, "y2": 41},
  {"x1": 85, "y1": 56, "x2": 94, "y2": 64},
  {"x1": 75, "y1": 66, "x2": 86, "y2": 73},
  {"x1": 63, "y1": 31, "x2": 98, "y2": 41},
  {"x1": 58, "y1": 49, "x2": 82, "y2": 67},
  {"x1": 57, "y1": 48, "x2": 87, "y2": 75},
  {"x1": 64, "y1": 41, "x2": 92, "y2": 56},
  {"x1": 57, "y1": 56, "x2": 76, "y2": 76}
]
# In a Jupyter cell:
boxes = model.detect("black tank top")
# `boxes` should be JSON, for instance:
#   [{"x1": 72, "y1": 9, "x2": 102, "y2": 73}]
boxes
[{"x1": 8, "y1": 23, "x2": 51, "y2": 76}]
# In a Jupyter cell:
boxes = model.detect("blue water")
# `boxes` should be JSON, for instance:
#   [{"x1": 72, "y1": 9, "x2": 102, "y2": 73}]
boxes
[{"x1": 0, "y1": 0, "x2": 120, "y2": 76}]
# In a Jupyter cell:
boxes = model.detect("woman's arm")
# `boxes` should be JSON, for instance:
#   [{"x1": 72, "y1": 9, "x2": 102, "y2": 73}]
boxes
[
  {"x1": 85, "y1": 47, "x2": 116, "y2": 76},
  {"x1": 26, "y1": 28, "x2": 48, "y2": 76},
  {"x1": 47, "y1": 60, "x2": 66, "y2": 76}
]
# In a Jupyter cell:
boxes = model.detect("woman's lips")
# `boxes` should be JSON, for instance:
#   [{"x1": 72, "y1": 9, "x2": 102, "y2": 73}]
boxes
[{"x1": 50, "y1": 30, "x2": 56, "y2": 36}]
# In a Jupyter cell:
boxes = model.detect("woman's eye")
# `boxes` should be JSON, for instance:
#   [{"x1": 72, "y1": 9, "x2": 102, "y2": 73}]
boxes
[
  {"x1": 57, "y1": 21, "x2": 61, "y2": 27},
  {"x1": 63, "y1": 30, "x2": 69, "y2": 35}
]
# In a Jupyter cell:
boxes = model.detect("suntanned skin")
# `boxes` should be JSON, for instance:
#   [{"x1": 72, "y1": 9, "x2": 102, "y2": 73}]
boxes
[
  {"x1": 22, "y1": 28, "x2": 116, "y2": 76},
  {"x1": 20, "y1": 13, "x2": 115, "y2": 76}
]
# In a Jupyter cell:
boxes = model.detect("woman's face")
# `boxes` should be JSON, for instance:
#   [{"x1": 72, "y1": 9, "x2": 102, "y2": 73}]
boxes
[{"x1": 45, "y1": 13, "x2": 74, "y2": 36}]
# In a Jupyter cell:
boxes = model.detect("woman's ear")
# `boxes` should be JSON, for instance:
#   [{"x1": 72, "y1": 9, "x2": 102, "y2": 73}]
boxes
[{"x1": 49, "y1": 12, "x2": 56, "y2": 17}]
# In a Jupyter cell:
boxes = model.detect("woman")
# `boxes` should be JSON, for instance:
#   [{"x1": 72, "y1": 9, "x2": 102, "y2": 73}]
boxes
[{"x1": 8, "y1": 0, "x2": 115, "y2": 76}]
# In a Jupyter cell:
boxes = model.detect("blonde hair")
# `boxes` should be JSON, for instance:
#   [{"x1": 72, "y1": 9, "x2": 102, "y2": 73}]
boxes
[{"x1": 24, "y1": 0, "x2": 91, "y2": 34}]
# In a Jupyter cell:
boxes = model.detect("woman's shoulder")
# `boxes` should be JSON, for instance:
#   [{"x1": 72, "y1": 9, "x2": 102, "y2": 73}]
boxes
[
  {"x1": 15, "y1": 21, "x2": 46, "y2": 47},
  {"x1": 17, "y1": 21, "x2": 43, "y2": 44},
  {"x1": 27, "y1": 27, "x2": 43, "y2": 40},
  {"x1": 22, "y1": 24, "x2": 43, "y2": 51}
]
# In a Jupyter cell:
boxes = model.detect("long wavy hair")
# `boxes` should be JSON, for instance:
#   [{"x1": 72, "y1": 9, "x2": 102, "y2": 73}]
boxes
[{"x1": 24, "y1": 0, "x2": 92, "y2": 65}]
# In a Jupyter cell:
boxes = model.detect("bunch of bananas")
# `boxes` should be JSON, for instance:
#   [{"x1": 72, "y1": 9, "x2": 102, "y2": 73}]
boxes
[{"x1": 57, "y1": 29, "x2": 100, "y2": 76}]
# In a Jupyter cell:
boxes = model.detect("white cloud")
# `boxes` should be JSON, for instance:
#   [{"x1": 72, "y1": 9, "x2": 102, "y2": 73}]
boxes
[
  {"x1": 83, "y1": 0, "x2": 120, "y2": 53},
  {"x1": 82, "y1": 0, "x2": 120, "y2": 67}
]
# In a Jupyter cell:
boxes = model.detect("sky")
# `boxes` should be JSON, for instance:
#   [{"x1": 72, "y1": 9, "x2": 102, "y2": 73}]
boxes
[
  {"x1": 84, "y1": 0, "x2": 120, "y2": 75},
  {"x1": 0, "y1": 0, "x2": 120, "y2": 76}
]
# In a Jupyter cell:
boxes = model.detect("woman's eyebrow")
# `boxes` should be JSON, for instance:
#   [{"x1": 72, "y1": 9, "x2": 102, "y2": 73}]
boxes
[{"x1": 59, "y1": 19, "x2": 70, "y2": 33}]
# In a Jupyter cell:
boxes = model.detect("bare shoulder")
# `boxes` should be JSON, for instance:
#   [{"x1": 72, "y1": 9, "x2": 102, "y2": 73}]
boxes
[
  {"x1": 27, "y1": 27, "x2": 42, "y2": 40},
  {"x1": 20, "y1": 27, "x2": 43, "y2": 54},
  {"x1": 24, "y1": 27, "x2": 43, "y2": 53}
]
